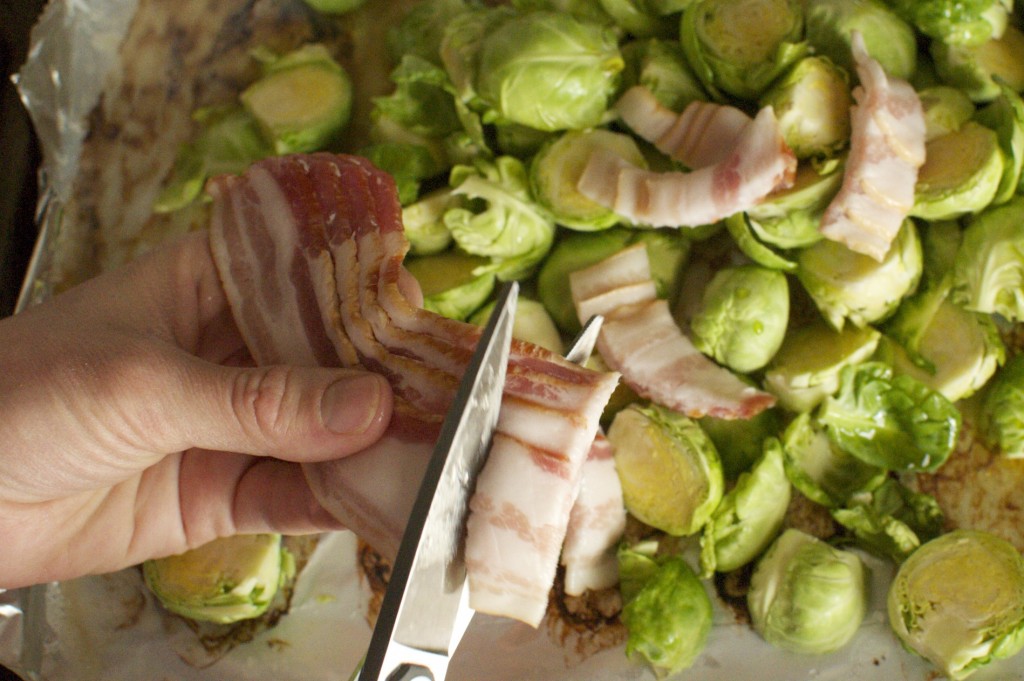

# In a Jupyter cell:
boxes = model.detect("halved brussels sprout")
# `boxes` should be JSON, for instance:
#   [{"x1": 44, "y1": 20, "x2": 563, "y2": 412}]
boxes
[
  {"x1": 831, "y1": 478, "x2": 944, "y2": 563},
  {"x1": 470, "y1": 296, "x2": 564, "y2": 354},
  {"x1": 797, "y1": 219, "x2": 923, "y2": 330},
  {"x1": 981, "y1": 353, "x2": 1024, "y2": 458},
  {"x1": 690, "y1": 265, "x2": 790, "y2": 373},
  {"x1": 402, "y1": 189, "x2": 454, "y2": 256},
  {"x1": 143, "y1": 534, "x2": 294, "y2": 624},
  {"x1": 745, "y1": 160, "x2": 843, "y2": 249},
  {"x1": 974, "y1": 82, "x2": 1024, "y2": 205},
  {"x1": 620, "y1": 38, "x2": 708, "y2": 112},
  {"x1": 748, "y1": 528, "x2": 869, "y2": 655},
  {"x1": 680, "y1": 0, "x2": 808, "y2": 101},
  {"x1": 918, "y1": 85, "x2": 976, "y2": 141},
  {"x1": 475, "y1": 11, "x2": 624, "y2": 131},
  {"x1": 932, "y1": 24, "x2": 1024, "y2": 102},
  {"x1": 804, "y1": 0, "x2": 918, "y2": 82},
  {"x1": 888, "y1": 530, "x2": 1024, "y2": 680},
  {"x1": 405, "y1": 251, "x2": 495, "y2": 320},
  {"x1": 781, "y1": 412, "x2": 887, "y2": 508},
  {"x1": 759, "y1": 56, "x2": 853, "y2": 159},
  {"x1": 952, "y1": 194, "x2": 1024, "y2": 322},
  {"x1": 607, "y1": 403, "x2": 724, "y2": 536},
  {"x1": 911, "y1": 121, "x2": 1005, "y2": 220},
  {"x1": 700, "y1": 437, "x2": 791, "y2": 575},
  {"x1": 240, "y1": 44, "x2": 353, "y2": 155},
  {"x1": 530, "y1": 129, "x2": 646, "y2": 231},
  {"x1": 699, "y1": 405, "x2": 782, "y2": 480}
]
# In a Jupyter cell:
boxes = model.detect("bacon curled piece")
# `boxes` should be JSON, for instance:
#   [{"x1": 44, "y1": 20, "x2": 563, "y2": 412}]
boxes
[
  {"x1": 207, "y1": 153, "x2": 619, "y2": 628},
  {"x1": 560, "y1": 433, "x2": 626, "y2": 597},
  {"x1": 570, "y1": 244, "x2": 775, "y2": 419},
  {"x1": 819, "y1": 32, "x2": 926, "y2": 261},
  {"x1": 577, "y1": 101, "x2": 796, "y2": 228}
]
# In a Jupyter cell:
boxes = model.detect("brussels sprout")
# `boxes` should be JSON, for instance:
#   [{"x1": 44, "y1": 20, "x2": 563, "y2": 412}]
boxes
[
  {"x1": 888, "y1": 530, "x2": 1024, "y2": 680},
  {"x1": 981, "y1": 353, "x2": 1024, "y2": 458},
  {"x1": 363, "y1": 141, "x2": 446, "y2": 205},
  {"x1": 620, "y1": 38, "x2": 708, "y2": 112},
  {"x1": 598, "y1": 0, "x2": 676, "y2": 38},
  {"x1": 911, "y1": 121, "x2": 1005, "y2": 220},
  {"x1": 530, "y1": 129, "x2": 646, "y2": 231},
  {"x1": 818, "y1": 361, "x2": 962, "y2": 472},
  {"x1": 699, "y1": 405, "x2": 782, "y2": 480},
  {"x1": 700, "y1": 437, "x2": 791, "y2": 575},
  {"x1": 745, "y1": 160, "x2": 843, "y2": 249},
  {"x1": 831, "y1": 478, "x2": 944, "y2": 563},
  {"x1": 445, "y1": 156, "x2": 556, "y2": 280},
  {"x1": 974, "y1": 82, "x2": 1024, "y2": 205},
  {"x1": 470, "y1": 296, "x2": 564, "y2": 354},
  {"x1": 406, "y1": 251, "x2": 496, "y2": 320},
  {"x1": 474, "y1": 11, "x2": 624, "y2": 131},
  {"x1": 372, "y1": 55, "x2": 462, "y2": 142},
  {"x1": 918, "y1": 86, "x2": 976, "y2": 141},
  {"x1": 494, "y1": 123, "x2": 554, "y2": 158},
  {"x1": 537, "y1": 228, "x2": 689, "y2": 334},
  {"x1": 764, "y1": 319, "x2": 881, "y2": 413},
  {"x1": 759, "y1": 56, "x2": 853, "y2": 160},
  {"x1": 621, "y1": 554, "x2": 713, "y2": 675},
  {"x1": 240, "y1": 44, "x2": 353, "y2": 155},
  {"x1": 302, "y1": 0, "x2": 365, "y2": 14},
  {"x1": 932, "y1": 24, "x2": 1024, "y2": 102},
  {"x1": 402, "y1": 189, "x2": 454, "y2": 256},
  {"x1": 154, "y1": 106, "x2": 271, "y2": 213},
  {"x1": 513, "y1": 0, "x2": 614, "y2": 25},
  {"x1": 747, "y1": 528, "x2": 868, "y2": 655},
  {"x1": 797, "y1": 219, "x2": 923, "y2": 330},
  {"x1": 781, "y1": 412, "x2": 887, "y2": 508},
  {"x1": 952, "y1": 195, "x2": 1024, "y2": 322},
  {"x1": 387, "y1": 0, "x2": 470, "y2": 65},
  {"x1": 724, "y1": 213, "x2": 799, "y2": 272},
  {"x1": 690, "y1": 265, "x2": 790, "y2": 373},
  {"x1": 804, "y1": 0, "x2": 918, "y2": 82},
  {"x1": 680, "y1": 0, "x2": 808, "y2": 101},
  {"x1": 143, "y1": 535, "x2": 295, "y2": 624},
  {"x1": 890, "y1": 0, "x2": 1011, "y2": 46},
  {"x1": 439, "y1": 5, "x2": 514, "y2": 105},
  {"x1": 607, "y1": 403, "x2": 724, "y2": 536}
]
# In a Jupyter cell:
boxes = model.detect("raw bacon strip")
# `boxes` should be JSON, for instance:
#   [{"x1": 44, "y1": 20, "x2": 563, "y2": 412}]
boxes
[
  {"x1": 571, "y1": 245, "x2": 775, "y2": 419},
  {"x1": 577, "y1": 105, "x2": 796, "y2": 228},
  {"x1": 819, "y1": 32, "x2": 925, "y2": 261},
  {"x1": 616, "y1": 85, "x2": 752, "y2": 169},
  {"x1": 561, "y1": 433, "x2": 626, "y2": 596}
]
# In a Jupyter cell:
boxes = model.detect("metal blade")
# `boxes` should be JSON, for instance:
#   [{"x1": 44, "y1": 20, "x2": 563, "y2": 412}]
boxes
[
  {"x1": 564, "y1": 314, "x2": 603, "y2": 366},
  {"x1": 360, "y1": 281, "x2": 518, "y2": 680}
]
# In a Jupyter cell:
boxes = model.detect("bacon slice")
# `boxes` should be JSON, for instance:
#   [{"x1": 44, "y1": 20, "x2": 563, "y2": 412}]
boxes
[
  {"x1": 570, "y1": 244, "x2": 775, "y2": 419},
  {"x1": 819, "y1": 32, "x2": 926, "y2": 261},
  {"x1": 578, "y1": 103, "x2": 795, "y2": 228},
  {"x1": 206, "y1": 153, "x2": 619, "y2": 628}
]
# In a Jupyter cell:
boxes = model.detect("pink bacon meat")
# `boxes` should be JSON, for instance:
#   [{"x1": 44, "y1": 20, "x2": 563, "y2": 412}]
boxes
[
  {"x1": 570, "y1": 244, "x2": 775, "y2": 419},
  {"x1": 207, "y1": 153, "x2": 619, "y2": 628}
]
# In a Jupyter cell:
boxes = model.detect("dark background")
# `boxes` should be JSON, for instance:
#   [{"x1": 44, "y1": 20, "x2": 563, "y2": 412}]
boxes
[{"x1": 2, "y1": 3, "x2": 52, "y2": 679}]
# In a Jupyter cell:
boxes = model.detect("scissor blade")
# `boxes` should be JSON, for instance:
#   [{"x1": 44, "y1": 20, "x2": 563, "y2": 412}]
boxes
[
  {"x1": 564, "y1": 314, "x2": 603, "y2": 366},
  {"x1": 360, "y1": 282, "x2": 518, "y2": 680}
]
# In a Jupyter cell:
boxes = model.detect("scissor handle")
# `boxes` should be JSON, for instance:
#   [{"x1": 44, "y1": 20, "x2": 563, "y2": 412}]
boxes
[
  {"x1": 353, "y1": 641, "x2": 451, "y2": 681},
  {"x1": 385, "y1": 664, "x2": 433, "y2": 681}
]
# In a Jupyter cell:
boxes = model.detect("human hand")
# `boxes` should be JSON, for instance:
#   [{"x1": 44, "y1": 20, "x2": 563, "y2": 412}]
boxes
[{"x1": 0, "y1": 231, "x2": 393, "y2": 589}]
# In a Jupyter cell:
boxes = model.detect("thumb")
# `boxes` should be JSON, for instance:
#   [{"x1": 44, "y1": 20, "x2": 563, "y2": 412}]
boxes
[{"x1": 159, "y1": 362, "x2": 393, "y2": 461}]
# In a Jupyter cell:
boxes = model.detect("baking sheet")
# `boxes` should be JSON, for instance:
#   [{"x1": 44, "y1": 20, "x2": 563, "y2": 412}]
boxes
[{"x1": 3, "y1": 1, "x2": 1023, "y2": 679}]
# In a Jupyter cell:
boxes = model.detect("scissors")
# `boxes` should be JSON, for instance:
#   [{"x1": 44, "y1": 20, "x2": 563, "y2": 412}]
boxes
[{"x1": 355, "y1": 280, "x2": 603, "y2": 681}]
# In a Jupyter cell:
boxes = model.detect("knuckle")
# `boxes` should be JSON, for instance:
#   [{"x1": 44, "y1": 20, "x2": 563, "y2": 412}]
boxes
[{"x1": 231, "y1": 366, "x2": 299, "y2": 442}]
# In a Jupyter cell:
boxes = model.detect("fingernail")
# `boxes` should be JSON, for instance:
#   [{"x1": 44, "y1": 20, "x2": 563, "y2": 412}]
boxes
[{"x1": 321, "y1": 374, "x2": 383, "y2": 434}]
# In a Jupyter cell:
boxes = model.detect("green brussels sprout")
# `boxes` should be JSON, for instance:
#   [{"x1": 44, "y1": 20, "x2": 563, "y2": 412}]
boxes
[
  {"x1": 530, "y1": 129, "x2": 646, "y2": 231},
  {"x1": 888, "y1": 530, "x2": 1024, "y2": 680},
  {"x1": 781, "y1": 412, "x2": 887, "y2": 508},
  {"x1": 154, "y1": 106, "x2": 272, "y2": 213},
  {"x1": 931, "y1": 24, "x2": 1024, "y2": 102},
  {"x1": 724, "y1": 212, "x2": 799, "y2": 272},
  {"x1": 889, "y1": 0, "x2": 1011, "y2": 46},
  {"x1": 918, "y1": 85, "x2": 976, "y2": 141},
  {"x1": 402, "y1": 189, "x2": 454, "y2": 256},
  {"x1": 981, "y1": 353, "x2": 1024, "y2": 458},
  {"x1": 763, "y1": 319, "x2": 881, "y2": 413},
  {"x1": 405, "y1": 251, "x2": 496, "y2": 320},
  {"x1": 445, "y1": 156, "x2": 556, "y2": 280},
  {"x1": 911, "y1": 121, "x2": 1005, "y2": 220},
  {"x1": 621, "y1": 553, "x2": 713, "y2": 675},
  {"x1": 804, "y1": 0, "x2": 918, "y2": 82},
  {"x1": 474, "y1": 11, "x2": 624, "y2": 131},
  {"x1": 440, "y1": 6, "x2": 514, "y2": 105},
  {"x1": 759, "y1": 56, "x2": 853, "y2": 160},
  {"x1": 690, "y1": 265, "x2": 790, "y2": 373},
  {"x1": 372, "y1": 55, "x2": 462, "y2": 143},
  {"x1": 240, "y1": 44, "x2": 353, "y2": 155},
  {"x1": 974, "y1": 82, "x2": 1024, "y2": 205},
  {"x1": 797, "y1": 219, "x2": 923, "y2": 330},
  {"x1": 143, "y1": 535, "x2": 295, "y2": 624},
  {"x1": 607, "y1": 403, "x2": 724, "y2": 536},
  {"x1": 952, "y1": 195, "x2": 1024, "y2": 322},
  {"x1": 512, "y1": 0, "x2": 615, "y2": 25},
  {"x1": 699, "y1": 406, "x2": 782, "y2": 480},
  {"x1": 620, "y1": 38, "x2": 708, "y2": 112},
  {"x1": 699, "y1": 437, "x2": 791, "y2": 575},
  {"x1": 598, "y1": 0, "x2": 676, "y2": 38},
  {"x1": 680, "y1": 0, "x2": 808, "y2": 101},
  {"x1": 470, "y1": 296, "x2": 564, "y2": 354},
  {"x1": 818, "y1": 361, "x2": 962, "y2": 472},
  {"x1": 387, "y1": 0, "x2": 470, "y2": 65},
  {"x1": 831, "y1": 478, "x2": 944, "y2": 563},
  {"x1": 301, "y1": 0, "x2": 365, "y2": 15},
  {"x1": 363, "y1": 141, "x2": 447, "y2": 205},
  {"x1": 745, "y1": 160, "x2": 843, "y2": 249},
  {"x1": 748, "y1": 529, "x2": 869, "y2": 655},
  {"x1": 617, "y1": 539, "x2": 661, "y2": 603}
]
